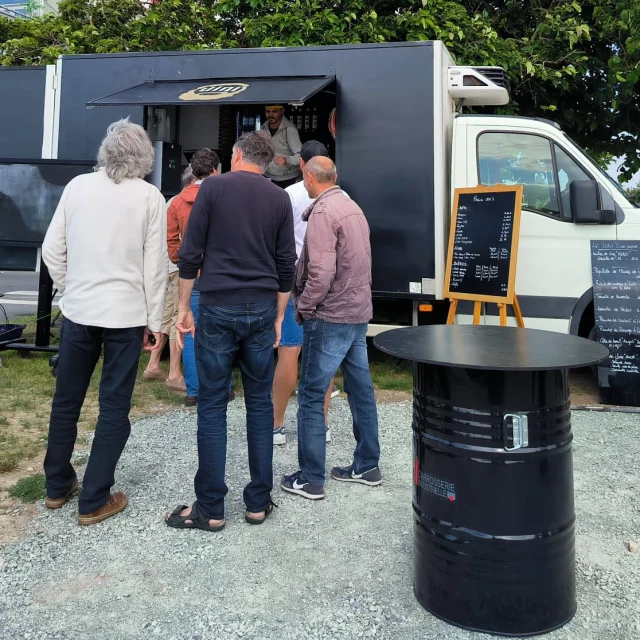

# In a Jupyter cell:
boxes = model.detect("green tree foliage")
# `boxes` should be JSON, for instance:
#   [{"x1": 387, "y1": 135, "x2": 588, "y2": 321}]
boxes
[
  {"x1": 626, "y1": 185, "x2": 640, "y2": 205},
  {"x1": 1, "y1": 0, "x2": 638, "y2": 179}
]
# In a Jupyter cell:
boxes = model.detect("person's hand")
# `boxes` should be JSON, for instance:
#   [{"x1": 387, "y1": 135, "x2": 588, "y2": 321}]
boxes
[
  {"x1": 273, "y1": 318, "x2": 283, "y2": 349},
  {"x1": 175, "y1": 309, "x2": 195, "y2": 351},
  {"x1": 274, "y1": 156, "x2": 287, "y2": 166},
  {"x1": 143, "y1": 328, "x2": 162, "y2": 352}
]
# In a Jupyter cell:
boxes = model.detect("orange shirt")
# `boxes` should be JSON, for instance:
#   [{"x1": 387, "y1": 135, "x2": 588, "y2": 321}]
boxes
[{"x1": 167, "y1": 183, "x2": 200, "y2": 264}]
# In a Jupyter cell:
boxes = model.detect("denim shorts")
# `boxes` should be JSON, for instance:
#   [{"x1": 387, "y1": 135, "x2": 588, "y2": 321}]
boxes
[{"x1": 279, "y1": 297, "x2": 303, "y2": 347}]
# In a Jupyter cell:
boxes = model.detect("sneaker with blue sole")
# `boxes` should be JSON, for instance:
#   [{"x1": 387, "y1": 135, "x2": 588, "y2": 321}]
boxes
[
  {"x1": 331, "y1": 464, "x2": 382, "y2": 486},
  {"x1": 273, "y1": 426, "x2": 286, "y2": 446},
  {"x1": 281, "y1": 471, "x2": 325, "y2": 500},
  {"x1": 273, "y1": 426, "x2": 331, "y2": 446}
]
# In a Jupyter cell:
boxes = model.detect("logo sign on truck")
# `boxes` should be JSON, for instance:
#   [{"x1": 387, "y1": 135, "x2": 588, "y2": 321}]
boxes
[{"x1": 179, "y1": 82, "x2": 249, "y2": 101}]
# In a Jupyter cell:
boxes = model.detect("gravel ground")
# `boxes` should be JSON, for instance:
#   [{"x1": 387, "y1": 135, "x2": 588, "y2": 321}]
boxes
[{"x1": 0, "y1": 400, "x2": 638, "y2": 640}]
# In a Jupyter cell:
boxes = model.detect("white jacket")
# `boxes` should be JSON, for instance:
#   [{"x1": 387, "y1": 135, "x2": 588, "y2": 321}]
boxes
[{"x1": 42, "y1": 169, "x2": 168, "y2": 332}]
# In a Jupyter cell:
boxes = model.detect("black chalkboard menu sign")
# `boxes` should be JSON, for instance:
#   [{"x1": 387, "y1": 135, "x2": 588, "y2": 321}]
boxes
[
  {"x1": 444, "y1": 185, "x2": 523, "y2": 303},
  {"x1": 591, "y1": 240, "x2": 640, "y2": 406}
]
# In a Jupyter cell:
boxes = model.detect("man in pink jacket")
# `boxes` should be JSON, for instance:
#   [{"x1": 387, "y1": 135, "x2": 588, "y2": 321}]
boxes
[{"x1": 281, "y1": 157, "x2": 381, "y2": 501}]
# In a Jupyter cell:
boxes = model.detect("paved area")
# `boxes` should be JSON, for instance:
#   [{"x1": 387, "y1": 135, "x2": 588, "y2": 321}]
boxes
[{"x1": 0, "y1": 400, "x2": 638, "y2": 639}]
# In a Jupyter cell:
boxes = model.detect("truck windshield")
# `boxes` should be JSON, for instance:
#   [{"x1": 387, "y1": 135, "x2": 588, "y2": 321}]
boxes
[{"x1": 562, "y1": 133, "x2": 639, "y2": 207}]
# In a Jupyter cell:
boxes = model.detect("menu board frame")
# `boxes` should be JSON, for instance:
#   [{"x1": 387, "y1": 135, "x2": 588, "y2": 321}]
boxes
[{"x1": 444, "y1": 184, "x2": 523, "y2": 304}]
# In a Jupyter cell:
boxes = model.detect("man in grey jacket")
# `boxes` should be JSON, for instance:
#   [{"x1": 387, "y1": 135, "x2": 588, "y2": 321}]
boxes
[
  {"x1": 262, "y1": 104, "x2": 302, "y2": 188},
  {"x1": 281, "y1": 156, "x2": 381, "y2": 501}
]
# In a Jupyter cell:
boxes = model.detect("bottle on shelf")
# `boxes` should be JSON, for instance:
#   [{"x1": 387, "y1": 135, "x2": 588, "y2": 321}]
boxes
[
  {"x1": 312, "y1": 108, "x2": 318, "y2": 132},
  {"x1": 304, "y1": 108, "x2": 310, "y2": 133},
  {"x1": 255, "y1": 114, "x2": 261, "y2": 131},
  {"x1": 296, "y1": 108, "x2": 303, "y2": 130},
  {"x1": 249, "y1": 115, "x2": 254, "y2": 126}
]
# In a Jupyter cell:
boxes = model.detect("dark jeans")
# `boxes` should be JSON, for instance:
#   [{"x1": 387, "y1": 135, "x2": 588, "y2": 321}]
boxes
[
  {"x1": 297, "y1": 319, "x2": 380, "y2": 485},
  {"x1": 44, "y1": 319, "x2": 143, "y2": 514},
  {"x1": 194, "y1": 301, "x2": 276, "y2": 519}
]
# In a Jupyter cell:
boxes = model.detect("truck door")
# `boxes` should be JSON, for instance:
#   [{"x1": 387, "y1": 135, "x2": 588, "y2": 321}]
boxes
[{"x1": 464, "y1": 124, "x2": 616, "y2": 332}]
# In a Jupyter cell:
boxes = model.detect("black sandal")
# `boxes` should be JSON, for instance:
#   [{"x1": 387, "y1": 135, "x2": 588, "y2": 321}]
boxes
[
  {"x1": 245, "y1": 500, "x2": 278, "y2": 525},
  {"x1": 165, "y1": 502, "x2": 225, "y2": 532}
]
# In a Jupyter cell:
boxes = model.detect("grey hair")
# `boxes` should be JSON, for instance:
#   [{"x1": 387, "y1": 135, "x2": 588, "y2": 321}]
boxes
[
  {"x1": 233, "y1": 131, "x2": 275, "y2": 173},
  {"x1": 96, "y1": 119, "x2": 154, "y2": 184},
  {"x1": 181, "y1": 165, "x2": 195, "y2": 188},
  {"x1": 305, "y1": 157, "x2": 337, "y2": 184}
]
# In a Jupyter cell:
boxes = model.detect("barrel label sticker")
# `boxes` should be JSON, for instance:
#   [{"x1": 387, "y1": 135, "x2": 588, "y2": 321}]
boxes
[{"x1": 416, "y1": 470, "x2": 456, "y2": 502}]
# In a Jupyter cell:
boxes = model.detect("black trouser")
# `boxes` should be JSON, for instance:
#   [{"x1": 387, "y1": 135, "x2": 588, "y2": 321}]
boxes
[{"x1": 44, "y1": 319, "x2": 144, "y2": 514}]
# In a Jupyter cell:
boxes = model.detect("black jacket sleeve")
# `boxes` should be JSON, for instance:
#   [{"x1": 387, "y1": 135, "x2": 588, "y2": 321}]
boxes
[{"x1": 275, "y1": 195, "x2": 297, "y2": 293}]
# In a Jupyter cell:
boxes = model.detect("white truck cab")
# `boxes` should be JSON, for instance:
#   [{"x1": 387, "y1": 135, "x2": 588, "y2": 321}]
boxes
[{"x1": 444, "y1": 88, "x2": 638, "y2": 337}]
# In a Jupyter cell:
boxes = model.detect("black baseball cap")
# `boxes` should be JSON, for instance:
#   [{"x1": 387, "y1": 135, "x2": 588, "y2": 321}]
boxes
[{"x1": 300, "y1": 140, "x2": 329, "y2": 163}]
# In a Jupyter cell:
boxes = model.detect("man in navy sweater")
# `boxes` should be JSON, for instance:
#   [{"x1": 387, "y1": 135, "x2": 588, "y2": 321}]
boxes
[{"x1": 166, "y1": 132, "x2": 296, "y2": 531}]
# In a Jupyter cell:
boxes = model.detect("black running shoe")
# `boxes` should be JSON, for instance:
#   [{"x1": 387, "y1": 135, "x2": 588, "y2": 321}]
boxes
[
  {"x1": 331, "y1": 464, "x2": 382, "y2": 486},
  {"x1": 281, "y1": 471, "x2": 325, "y2": 500}
]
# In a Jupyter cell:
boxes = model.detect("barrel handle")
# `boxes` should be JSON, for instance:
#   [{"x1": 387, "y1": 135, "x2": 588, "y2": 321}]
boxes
[{"x1": 503, "y1": 414, "x2": 529, "y2": 451}]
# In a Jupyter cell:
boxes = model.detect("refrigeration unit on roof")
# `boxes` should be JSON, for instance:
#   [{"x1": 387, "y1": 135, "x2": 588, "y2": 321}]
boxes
[{"x1": 448, "y1": 66, "x2": 510, "y2": 106}]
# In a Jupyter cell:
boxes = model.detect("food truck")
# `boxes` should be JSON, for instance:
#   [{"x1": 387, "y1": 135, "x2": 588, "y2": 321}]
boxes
[{"x1": 1, "y1": 41, "x2": 638, "y2": 337}]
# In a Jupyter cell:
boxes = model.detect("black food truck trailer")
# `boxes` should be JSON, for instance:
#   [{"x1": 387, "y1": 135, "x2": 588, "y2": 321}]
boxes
[{"x1": 4, "y1": 41, "x2": 630, "y2": 336}]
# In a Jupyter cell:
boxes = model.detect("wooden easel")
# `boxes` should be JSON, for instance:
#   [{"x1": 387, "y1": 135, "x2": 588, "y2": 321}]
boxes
[
  {"x1": 443, "y1": 184, "x2": 525, "y2": 328},
  {"x1": 446, "y1": 296, "x2": 525, "y2": 327}
]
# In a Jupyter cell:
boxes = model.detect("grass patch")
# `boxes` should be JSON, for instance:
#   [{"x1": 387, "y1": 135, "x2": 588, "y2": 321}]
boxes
[
  {"x1": 0, "y1": 315, "x2": 412, "y2": 478},
  {"x1": 8, "y1": 474, "x2": 46, "y2": 503},
  {"x1": 0, "y1": 315, "x2": 192, "y2": 475},
  {"x1": 368, "y1": 361, "x2": 413, "y2": 392},
  {"x1": 0, "y1": 423, "x2": 43, "y2": 473}
]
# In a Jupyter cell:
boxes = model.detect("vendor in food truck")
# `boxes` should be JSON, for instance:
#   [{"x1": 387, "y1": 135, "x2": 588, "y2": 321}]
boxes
[{"x1": 262, "y1": 104, "x2": 303, "y2": 188}]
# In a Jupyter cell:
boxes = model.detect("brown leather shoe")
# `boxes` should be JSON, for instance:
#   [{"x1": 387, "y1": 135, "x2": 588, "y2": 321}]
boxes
[
  {"x1": 165, "y1": 378, "x2": 187, "y2": 393},
  {"x1": 45, "y1": 478, "x2": 79, "y2": 509},
  {"x1": 141, "y1": 369, "x2": 164, "y2": 381},
  {"x1": 78, "y1": 492, "x2": 127, "y2": 526},
  {"x1": 184, "y1": 396, "x2": 197, "y2": 407}
]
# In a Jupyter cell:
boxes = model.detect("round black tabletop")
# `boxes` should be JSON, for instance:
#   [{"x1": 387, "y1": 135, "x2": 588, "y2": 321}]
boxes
[{"x1": 373, "y1": 325, "x2": 609, "y2": 371}]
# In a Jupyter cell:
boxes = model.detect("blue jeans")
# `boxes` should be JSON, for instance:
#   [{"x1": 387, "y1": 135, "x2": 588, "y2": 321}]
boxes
[
  {"x1": 183, "y1": 285, "x2": 233, "y2": 399},
  {"x1": 44, "y1": 319, "x2": 143, "y2": 514},
  {"x1": 194, "y1": 301, "x2": 276, "y2": 519},
  {"x1": 297, "y1": 319, "x2": 379, "y2": 485},
  {"x1": 182, "y1": 286, "x2": 200, "y2": 398}
]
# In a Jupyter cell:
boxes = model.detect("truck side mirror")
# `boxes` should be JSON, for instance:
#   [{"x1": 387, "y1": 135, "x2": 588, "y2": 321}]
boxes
[{"x1": 570, "y1": 180, "x2": 616, "y2": 225}]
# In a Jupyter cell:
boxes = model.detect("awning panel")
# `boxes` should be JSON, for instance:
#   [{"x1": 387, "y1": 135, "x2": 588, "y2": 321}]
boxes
[{"x1": 86, "y1": 76, "x2": 334, "y2": 107}]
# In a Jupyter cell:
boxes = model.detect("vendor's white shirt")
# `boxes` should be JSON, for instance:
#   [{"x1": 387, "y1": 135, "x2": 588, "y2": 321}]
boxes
[{"x1": 285, "y1": 181, "x2": 349, "y2": 259}]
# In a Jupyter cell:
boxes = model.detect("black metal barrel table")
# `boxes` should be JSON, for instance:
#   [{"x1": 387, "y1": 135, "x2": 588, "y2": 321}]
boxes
[{"x1": 374, "y1": 325, "x2": 608, "y2": 637}]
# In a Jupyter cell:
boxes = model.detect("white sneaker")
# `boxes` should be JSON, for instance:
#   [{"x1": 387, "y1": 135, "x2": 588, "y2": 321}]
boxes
[
  {"x1": 330, "y1": 385, "x2": 340, "y2": 399},
  {"x1": 326, "y1": 427, "x2": 331, "y2": 443},
  {"x1": 273, "y1": 426, "x2": 286, "y2": 446}
]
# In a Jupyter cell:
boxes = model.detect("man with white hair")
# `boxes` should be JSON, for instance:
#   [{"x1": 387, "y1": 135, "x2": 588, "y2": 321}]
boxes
[
  {"x1": 281, "y1": 156, "x2": 381, "y2": 501},
  {"x1": 41, "y1": 119, "x2": 167, "y2": 526}
]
